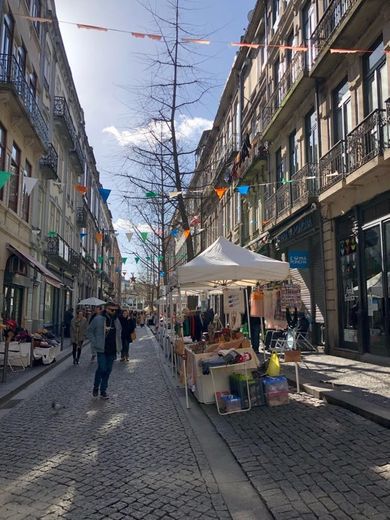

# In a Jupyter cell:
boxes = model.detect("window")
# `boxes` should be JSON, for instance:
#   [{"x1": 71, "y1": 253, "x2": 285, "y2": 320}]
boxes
[
  {"x1": 364, "y1": 38, "x2": 388, "y2": 114},
  {"x1": 31, "y1": 0, "x2": 41, "y2": 37},
  {"x1": 29, "y1": 70, "x2": 37, "y2": 98},
  {"x1": 305, "y1": 108, "x2": 318, "y2": 164},
  {"x1": 43, "y1": 43, "x2": 52, "y2": 87},
  {"x1": 9, "y1": 143, "x2": 21, "y2": 213},
  {"x1": 1, "y1": 12, "x2": 14, "y2": 56},
  {"x1": 22, "y1": 160, "x2": 32, "y2": 222},
  {"x1": 333, "y1": 78, "x2": 351, "y2": 144},
  {"x1": 273, "y1": 58, "x2": 281, "y2": 108},
  {"x1": 289, "y1": 130, "x2": 298, "y2": 177},
  {"x1": 302, "y1": 1, "x2": 315, "y2": 67},
  {"x1": 275, "y1": 147, "x2": 284, "y2": 183},
  {"x1": 0, "y1": 123, "x2": 6, "y2": 201},
  {"x1": 17, "y1": 44, "x2": 27, "y2": 76}
]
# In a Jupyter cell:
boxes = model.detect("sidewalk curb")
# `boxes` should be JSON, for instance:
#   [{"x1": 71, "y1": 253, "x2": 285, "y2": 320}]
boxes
[
  {"x1": 286, "y1": 376, "x2": 390, "y2": 429},
  {"x1": 0, "y1": 349, "x2": 73, "y2": 407}
]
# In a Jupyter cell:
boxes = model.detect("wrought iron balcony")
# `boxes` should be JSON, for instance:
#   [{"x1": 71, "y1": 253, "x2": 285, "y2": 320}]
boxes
[
  {"x1": 319, "y1": 140, "x2": 345, "y2": 192},
  {"x1": 276, "y1": 183, "x2": 291, "y2": 218},
  {"x1": 291, "y1": 164, "x2": 318, "y2": 204},
  {"x1": 46, "y1": 234, "x2": 78, "y2": 271},
  {"x1": 54, "y1": 96, "x2": 75, "y2": 138},
  {"x1": 261, "y1": 51, "x2": 306, "y2": 131},
  {"x1": 69, "y1": 248, "x2": 81, "y2": 271},
  {"x1": 76, "y1": 206, "x2": 87, "y2": 227},
  {"x1": 39, "y1": 144, "x2": 58, "y2": 180},
  {"x1": 311, "y1": 0, "x2": 358, "y2": 65},
  {"x1": 264, "y1": 189, "x2": 276, "y2": 223},
  {"x1": 346, "y1": 109, "x2": 385, "y2": 173},
  {"x1": 70, "y1": 138, "x2": 84, "y2": 172},
  {"x1": 0, "y1": 54, "x2": 48, "y2": 147}
]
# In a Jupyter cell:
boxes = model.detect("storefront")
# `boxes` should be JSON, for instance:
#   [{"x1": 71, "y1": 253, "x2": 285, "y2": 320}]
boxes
[
  {"x1": 336, "y1": 191, "x2": 390, "y2": 357},
  {"x1": 2, "y1": 254, "x2": 29, "y2": 326},
  {"x1": 269, "y1": 209, "x2": 326, "y2": 345}
]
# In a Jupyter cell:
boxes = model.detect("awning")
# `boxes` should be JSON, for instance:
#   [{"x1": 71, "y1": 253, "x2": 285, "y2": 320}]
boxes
[{"x1": 7, "y1": 244, "x2": 63, "y2": 288}]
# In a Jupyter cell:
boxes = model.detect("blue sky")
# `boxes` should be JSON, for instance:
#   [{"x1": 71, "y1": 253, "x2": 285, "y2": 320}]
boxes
[{"x1": 55, "y1": 0, "x2": 255, "y2": 274}]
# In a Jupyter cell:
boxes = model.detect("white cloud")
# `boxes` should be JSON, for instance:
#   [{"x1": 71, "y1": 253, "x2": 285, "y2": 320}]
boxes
[
  {"x1": 113, "y1": 218, "x2": 132, "y2": 231},
  {"x1": 103, "y1": 116, "x2": 212, "y2": 147}
]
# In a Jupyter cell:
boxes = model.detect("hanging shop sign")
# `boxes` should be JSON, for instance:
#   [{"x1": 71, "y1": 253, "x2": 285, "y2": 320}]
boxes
[{"x1": 288, "y1": 250, "x2": 309, "y2": 269}]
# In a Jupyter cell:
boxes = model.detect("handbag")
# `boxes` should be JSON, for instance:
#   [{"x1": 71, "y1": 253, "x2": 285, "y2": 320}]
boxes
[{"x1": 131, "y1": 331, "x2": 136, "y2": 341}]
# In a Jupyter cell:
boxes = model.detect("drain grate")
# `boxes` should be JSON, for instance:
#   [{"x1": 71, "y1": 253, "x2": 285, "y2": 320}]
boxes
[{"x1": 0, "y1": 399, "x2": 23, "y2": 409}]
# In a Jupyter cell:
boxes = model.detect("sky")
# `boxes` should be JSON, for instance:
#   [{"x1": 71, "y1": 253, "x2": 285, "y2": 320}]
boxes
[{"x1": 55, "y1": 0, "x2": 255, "y2": 276}]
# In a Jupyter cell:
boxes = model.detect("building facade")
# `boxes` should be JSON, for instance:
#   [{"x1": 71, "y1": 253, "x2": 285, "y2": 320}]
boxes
[
  {"x1": 172, "y1": 0, "x2": 390, "y2": 360},
  {"x1": 0, "y1": 0, "x2": 120, "y2": 334}
]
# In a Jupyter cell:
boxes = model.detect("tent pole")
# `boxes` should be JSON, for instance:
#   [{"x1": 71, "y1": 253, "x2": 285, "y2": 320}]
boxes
[{"x1": 245, "y1": 287, "x2": 252, "y2": 342}]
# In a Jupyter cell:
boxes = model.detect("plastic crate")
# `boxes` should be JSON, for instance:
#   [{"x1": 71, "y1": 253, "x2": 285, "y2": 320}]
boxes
[
  {"x1": 229, "y1": 376, "x2": 266, "y2": 407},
  {"x1": 266, "y1": 390, "x2": 289, "y2": 407},
  {"x1": 263, "y1": 376, "x2": 288, "y2": 394}
]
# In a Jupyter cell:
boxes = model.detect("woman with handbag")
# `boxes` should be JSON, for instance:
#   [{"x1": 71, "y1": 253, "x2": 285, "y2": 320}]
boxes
[{"x1": 70, "y1": 310, "x2": 88, "y2": 365}]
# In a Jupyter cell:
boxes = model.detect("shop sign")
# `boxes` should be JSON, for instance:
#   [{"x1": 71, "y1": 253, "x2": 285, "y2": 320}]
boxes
[
  {"x1": 344, "y1": 329, "x2": 357, "y2": 343},
  {"x1": 277, "y1": 215, "x2": 313, "y2": 244},
  {"x1": 289, "y1": 251, "x2": 309, "y2": 269}
]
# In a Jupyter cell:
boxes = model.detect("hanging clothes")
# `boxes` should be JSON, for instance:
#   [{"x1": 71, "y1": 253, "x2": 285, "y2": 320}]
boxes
[
  {"x1": 250, "y1": 289, "x2": 264, "y2": 317},
  {"x1": 280, "y1": 284, "x2": 301, "y2": 309}
]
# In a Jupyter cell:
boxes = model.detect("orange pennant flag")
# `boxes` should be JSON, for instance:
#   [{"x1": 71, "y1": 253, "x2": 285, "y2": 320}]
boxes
[
  {"x1": 75, "y1": 184, "x2": 87, "y2": 195},
  {"x1": 95, "y1": 232, "x2": 103, "y2": 242},
  {"x1": 146, "y1": 33, "x2": 162, "y2": 41},
  {"x1": 131, "y1": 32, "x2": 146, "y2": 38},
  {"x1": 214, "y1": 187, "x2": 227, "y2": 199},
  {"x1": 183, "y1": 229, "x2": 191, "y2": 239},
  {"x1": 77, "y1": 23, "x2": 108, "y2": 32}
]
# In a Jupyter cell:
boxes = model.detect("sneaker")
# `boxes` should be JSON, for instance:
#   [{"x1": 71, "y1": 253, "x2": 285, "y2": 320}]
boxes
[
  {"x1": 125, "y1": 357, "x2": 129, "y2": 362},
  {"x1": 92, "y1": 387, "x2": 99, "y2": 397},
  {"x1": 100, "y1": 392, "x2": 109, "y2": 400},
  {"x1": 120, "y1": 357, "x2": 125, "y2": 362}
]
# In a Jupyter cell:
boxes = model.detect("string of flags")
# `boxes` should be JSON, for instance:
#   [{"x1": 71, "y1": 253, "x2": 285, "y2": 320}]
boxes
[{"x1": 15, "y1": 14, "x2": 390, "y2": 56}]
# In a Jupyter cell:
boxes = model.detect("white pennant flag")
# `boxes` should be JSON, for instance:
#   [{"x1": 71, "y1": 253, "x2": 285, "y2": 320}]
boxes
[
  {"x1": 23, "y1": 177, "x2": 38, "y2": 196},
  {"x1": 126, "y1": 232, "x2": 133, "y2": 242},
  {"x1": 169, "y1": 191, "x2": 182, "y2": 199}
]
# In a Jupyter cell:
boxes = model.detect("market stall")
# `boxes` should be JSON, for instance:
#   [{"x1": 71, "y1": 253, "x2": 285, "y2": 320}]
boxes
[{"x1": 176, "y1": 236, "x2": 291, "y2": 411}]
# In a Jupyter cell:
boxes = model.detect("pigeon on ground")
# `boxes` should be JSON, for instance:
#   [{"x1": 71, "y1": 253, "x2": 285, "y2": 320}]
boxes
[{"x1": 51, "y1": 401, "x2": 66, "y2": 411}]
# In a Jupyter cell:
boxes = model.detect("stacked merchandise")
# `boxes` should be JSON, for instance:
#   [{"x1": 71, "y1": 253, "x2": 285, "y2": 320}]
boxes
[{"x1": 263, "y1": 376, "x2": 289, "y2": 406}]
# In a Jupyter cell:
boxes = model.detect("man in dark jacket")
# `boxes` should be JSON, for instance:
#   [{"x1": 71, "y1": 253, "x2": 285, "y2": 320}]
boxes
[{"x1": 87, "y1": 302, "x2": 121, "y2": 399}]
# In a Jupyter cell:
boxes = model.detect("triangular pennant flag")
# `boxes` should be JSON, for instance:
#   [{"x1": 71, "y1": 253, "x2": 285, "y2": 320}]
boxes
[
  {"x1": 158, "y1": 255, "x2": 164, "y2": 261},
  {"x1": 236, "y1": 185, "x2": 250, "y2": 196},
  {"x1": 169, "y1": 191, "x2": 182, "y2": 199},
  {"x1": 190, "y1": 215, "x2": 201, "y2": 226},
  {"x1": 80, "y1": 232, "x2": 87, "y2": 238},
  {"x1": 99, "y1": 188, "x2": 111, "y2": 203},
  {"x1": 122, "y1": 258, "x2": 127, "y2": 264},
  {"x1": 109, "y1": 256, "x2": 115, "y2": 262},
  {"x1": 115, "y1": 267, "x2": 121, "y2": 273},
  {"x1": 170, "y1": 229, "x2": 179, "y2": 237},
  {"x1": 160, "y1": 271, "x2": 165, "y2": 278},
  {"x1": 146, "y1": 256, "x2": 151, "y2": 261},
  {"x1": 126, "y1": 232, "x2": 133, "y2": 242},
  {"x1": 214, "y1": 187, "x2": 227, "y2": 199},
  {"x1": 95, "y1": 232, "x2": 103, "y2": 242},
  {"x1": 183, "y1": 229, "x2": 190, "y2": 239},
  {"x1": 135, "y1": 257, "x2": 140, "y2": 264},
  {"x1": 23, "y1": 177, "x2": 38, "y2": 196},
  {"x1": 145, "y1": 191, "x2": 158, "y2": 198},
  {"x1": 75, "y1": 184, "x2": 87, "y2": 195},
  {"x1": 0, "y1": 171, "x2": 12, "y2": 190},
  {"x1": 48, "y1": 231, "x2": 57, "y2": 238},
  {"x1": 98, "y1": 256, "x2": 104, "y2": 264},
  {"x1": 140, "y1": 232, "x2": 148, "y2": 242}
]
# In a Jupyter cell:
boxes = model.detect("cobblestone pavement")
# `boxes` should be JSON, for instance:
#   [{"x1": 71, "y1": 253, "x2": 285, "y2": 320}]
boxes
[
  {"x1": 0, "y1": 329, "x2": 231, "y2": 520},
  {"x1": 281, "y1": 354, "x2": 390, "y2": 408},
  {"x1": 205, "y1": 391, "x2": 390, "y2": 520}
]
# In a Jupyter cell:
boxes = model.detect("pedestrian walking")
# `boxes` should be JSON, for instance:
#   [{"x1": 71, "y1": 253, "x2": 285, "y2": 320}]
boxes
[
  {"x1": 119, "y1": 309, "x2": 136, "y2": 361},
  {"x1": 139, "y1": 312, "x2": 145, "y2": 328},
  {"x1": 88, "y1": 306, "x2": 102, "y2": 361},
  {"x1": 70, "y1": 310, "x2": 88, "y2": 365},
  {"x1": 87, "y1": 302, "x2": 122, "y2": 399},
  {"x1": 63, "y1": 307, "x2": 73, "y2": 338}
]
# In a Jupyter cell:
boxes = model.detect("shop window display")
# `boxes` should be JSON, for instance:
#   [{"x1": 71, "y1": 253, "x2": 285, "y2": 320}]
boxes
[{"x1": 339, "y1": 235, "x2": 359, "y2": 345}]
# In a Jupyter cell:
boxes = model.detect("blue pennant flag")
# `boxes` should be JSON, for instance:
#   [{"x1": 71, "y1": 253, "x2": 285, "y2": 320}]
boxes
[
  {"x1": 160, "y1": 271, "x2": 165, "y2": 278},
  {"x1": 80, "y1": 232, "x2": 88, "y2": 238},
  {"x1": 99, "y1": 188, "x2": 111, "y2": 203},
  {"x1": 170, "y1": 229, "x2": 179, "y2": 237},
  {"x1": 236, "y1": 185, "x2": 250, "y2": 195}
]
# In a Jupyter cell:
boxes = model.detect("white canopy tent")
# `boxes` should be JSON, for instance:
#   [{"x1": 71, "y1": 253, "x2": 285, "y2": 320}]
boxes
[
  {"x1": 78, "y1": 297, "x2": 106, "y2": 306},
  {"x1": 177, "y1": 236, "x2": 289, "y2": 288}
]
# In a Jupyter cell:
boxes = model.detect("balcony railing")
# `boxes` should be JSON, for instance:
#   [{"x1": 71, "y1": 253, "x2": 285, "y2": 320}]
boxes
[
  {"x1": 346, "y1": 109, "x2": 385, "y2": 173},
  {"x1": 261, "y1": 51, "x2": 306, "y2": 130},
  {"x1": 291, "y1": 163, "x2": 318, "y2": 204},
  {"x1": 39, "y1": 144, "x2": 58, "y2": 179},
  {"x1": 319, "y1": 140, "x2": 345, "y2": 191},
  {"x1": 276, "y1": 183, "x2": 291, "y2": 218},
  {"x1": 0, "y1": 54, "x2": 48, "y2": 146},
  {"x1": 54, "y1": 96, "x2": 85, "y2": 170},
  {"x1": 47, "y1": 234, "x2": 80, "y2": 272},
  {"x1": 76, "y1": 206, "x2": 87, "y2": 227},
  {"x1": 264, "y1": 189, "x2": 276, "y2": 223},
  {"x1": 311, "y1": 0, "x2": 358, "y2": 65}
]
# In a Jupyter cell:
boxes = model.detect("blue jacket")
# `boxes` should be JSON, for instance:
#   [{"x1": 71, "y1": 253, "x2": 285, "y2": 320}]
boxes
[{"x1": 87, "y1": 314, "x2": 122, "y2": 354}]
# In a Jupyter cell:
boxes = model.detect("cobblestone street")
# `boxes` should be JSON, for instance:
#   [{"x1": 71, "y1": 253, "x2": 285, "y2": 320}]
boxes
[
  {"x1": 205, "y1": 391, "x2": 390, "y2": 520},
  {"x1": 0, "y1": 329, "x2": 230, "y2": 520}
]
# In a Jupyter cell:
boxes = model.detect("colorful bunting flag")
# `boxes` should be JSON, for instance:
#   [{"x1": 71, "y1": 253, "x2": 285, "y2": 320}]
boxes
[
  {"x1": 135, "y1": 257, "x2": 140, "y2": 264},
  {"x1": 158, "y1": 255, "x2": 164, "y2": 262},
  {"x1": 183, "y1": 229, "x2": 191, "y2": 239},
  {"x1": 145, "y1": 191, "x2": 158, "y2": 198},
  {"x1": 126, "y1": 232, "x2": 133, "y2": 242},
  {"x1": 109, "y1": 256, "x2": 115, "y2": 262},
  {"x1": 214, "y1": 187, "x2": 227, "y2": 199},
  {"x1": 75, "y1": 184, "x2": 87, "y2": 195},
  {"x1": 122, "y1": 258, "x2": 127, "y2": 264},
  {"x1": 98, "y1": 187, "x2": 111, "y2": 203},
  {"x1": 160, "y1": 271, "x2": 165, "y2": 278},
  {"x1": 169, "y1": 191, "x2": 182, "y2": 199},
  {"x1": 236, "y1": 185, "x2": 250, "y2": 195},
  {"x1": 23, "y1": 177, "x2": 38, "y2": 196},
  {"x1": 170, "y1": 229, "x2": 179, "y2": 237},
  {"x1": 98, "y1": 256, "x2": 104, "y2": 264},
  {"x1": 80, "y1": 232, "x2": 87, "y2": 238},
  {"x1": 95, "y1": 232, "x2": 103, "y2": 242},
  {"x1": 0, "y1": 171, "x2": 12, "y2": 190},
  {"x1": 140, "y1": 231, "x2": 148, "y2": 242},
  {"x1": 190, "y1": 215, "x2": 201, "y2": 226},
  {"x1": 146, "y1": 256, "x2": 151, "y2": 261},
  {"x1": 48, "y1": 231, "x2": 57, "y2": 238}
]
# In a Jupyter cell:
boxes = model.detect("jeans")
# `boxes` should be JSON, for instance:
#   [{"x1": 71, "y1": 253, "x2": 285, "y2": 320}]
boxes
[
  {"x1": 121, "y1": 338, "x2": 130, "y2": 358},
  {"x1": 250, "y1": 318, "x2": 262, "y2": 353},
  {"x1": 72, "y1": 343, "x2": 82, "y2": 362},
  {"x1": 94, "y1": 353, "x2": 116, "y2": 394}
]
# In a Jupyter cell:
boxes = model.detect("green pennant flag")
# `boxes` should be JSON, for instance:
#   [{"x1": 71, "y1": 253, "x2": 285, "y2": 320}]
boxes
[
  {"x1": 122, "y1": 258, "x2": 127, "y2": 264},
  {"x1": 48, "y1": 231, "x2": 57, "y2": 238},
  {"x1": 145, "y1": 191, "x2": 157, "y2": 198},
  {"x1": 98, "y1": 256, "x2": 104, "y2": 264},
  {"x1": 109, "y1": 256, "x2": 114, "y2": 262},
  {"x1": 140, "y1": 232, "x2": 148, "y2": 242},
  {"x1": 135, "y1": 257, "x2": 140, "y2": 264},
  {"x1": 146, "y1": 256, "x2": 151, "y2": 261},
  {"x1": 158, "y1": 255, "x2": 164, "y2": 262},
  {"x1": 0, "y1": 171, "x2": 12, "y2": 190}
]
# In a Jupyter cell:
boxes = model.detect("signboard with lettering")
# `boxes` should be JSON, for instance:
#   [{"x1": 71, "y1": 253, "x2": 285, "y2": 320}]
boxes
[{"x1": 289, "y1": 251, "x2": 309, "y2": 269}]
